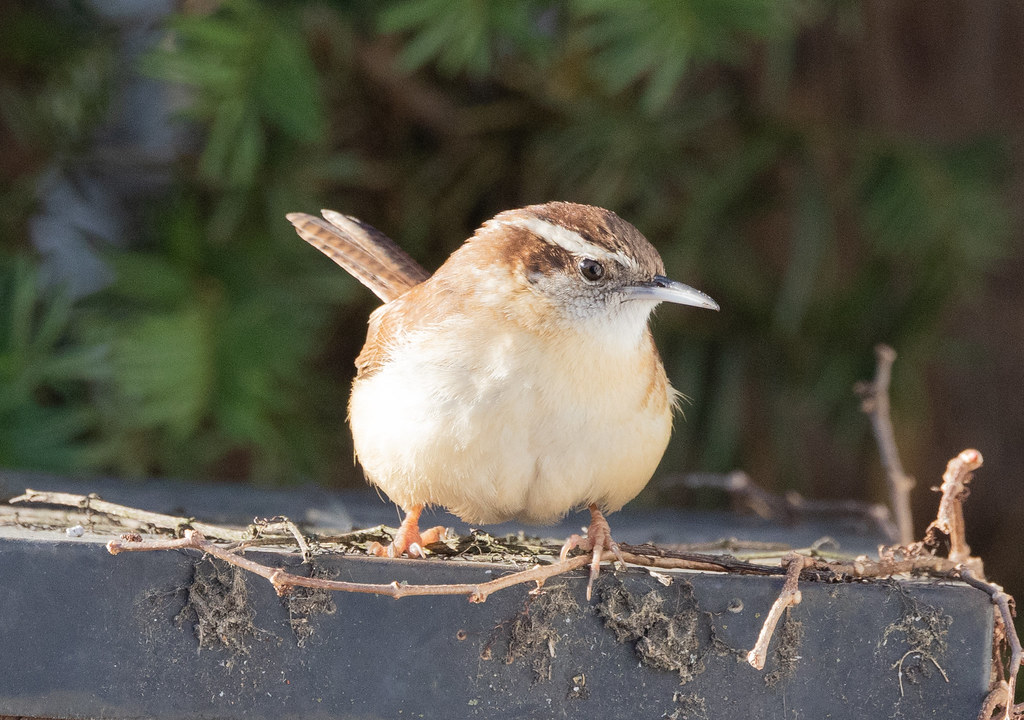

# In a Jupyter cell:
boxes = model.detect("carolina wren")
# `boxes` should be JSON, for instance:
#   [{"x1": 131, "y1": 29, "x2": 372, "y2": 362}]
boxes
[{"x1": 287, "y1": 202, "x2": 718, "y2": 596}]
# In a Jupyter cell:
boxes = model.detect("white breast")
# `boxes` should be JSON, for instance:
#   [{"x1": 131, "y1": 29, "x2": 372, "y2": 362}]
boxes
[{"x1": 348, "y1": 311, "x2": 674, "y2": 525}]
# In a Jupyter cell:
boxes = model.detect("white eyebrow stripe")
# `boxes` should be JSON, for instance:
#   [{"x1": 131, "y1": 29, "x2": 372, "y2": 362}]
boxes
[{"x1": 503, "y1": 216, "x2": 638, "y2": 270}]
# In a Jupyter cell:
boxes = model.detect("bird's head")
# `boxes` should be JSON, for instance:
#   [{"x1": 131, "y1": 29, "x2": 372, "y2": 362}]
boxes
[{"x1": 458, "y1": 201, "x2": 718, "y2": 343}]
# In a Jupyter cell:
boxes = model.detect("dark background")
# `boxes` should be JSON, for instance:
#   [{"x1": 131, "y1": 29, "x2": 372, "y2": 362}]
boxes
[{"x1": 1, "y1": 1, "x2": 1022, "y2": 595}]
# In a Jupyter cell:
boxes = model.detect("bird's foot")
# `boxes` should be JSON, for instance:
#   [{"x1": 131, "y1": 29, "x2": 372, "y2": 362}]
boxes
[
  {"x1": 559, "y1": 504, "x2": 626, "y2": 600},
  {"x1": 368, "y1": 505, "x2": 446, "y2": 558}
]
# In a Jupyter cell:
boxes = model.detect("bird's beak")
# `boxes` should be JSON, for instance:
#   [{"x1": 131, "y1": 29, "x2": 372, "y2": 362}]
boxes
[{"x1": 628, "y1": 275, "x2": 719, "y2": 311}]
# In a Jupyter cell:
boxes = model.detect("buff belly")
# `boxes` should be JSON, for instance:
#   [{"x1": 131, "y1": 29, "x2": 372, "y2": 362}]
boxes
[{"x1": 348, "y1": 324, "x2": 674, "y2": 525}]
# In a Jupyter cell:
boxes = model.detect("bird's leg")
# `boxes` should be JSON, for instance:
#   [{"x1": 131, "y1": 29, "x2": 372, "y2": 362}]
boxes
[
  {"x1": 560, "y1": 503, "x2": 627, "y2": 600},
  {"x1": 368, "y1": 504, "x2": 446, "y2": 558}
]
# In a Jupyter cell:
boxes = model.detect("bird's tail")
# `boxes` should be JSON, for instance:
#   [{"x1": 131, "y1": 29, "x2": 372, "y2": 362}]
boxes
[{"x1": 286, "y1": 210, "x2": 430, "y2": 302}]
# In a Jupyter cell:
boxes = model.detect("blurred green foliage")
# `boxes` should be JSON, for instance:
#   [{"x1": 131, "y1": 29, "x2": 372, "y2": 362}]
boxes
[
  {"x1": 0, "y1": 0, "x2": 1012, "y2": 494},
  {"x1": 78, "y1": 196, "x2": 348, "y2": 482},
  {"x1": 0, "y1": 257, "x2": 103, "y2": 471}
]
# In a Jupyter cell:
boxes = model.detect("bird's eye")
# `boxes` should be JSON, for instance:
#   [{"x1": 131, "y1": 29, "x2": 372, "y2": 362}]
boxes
[{"x1": 578, "y1": 258, "x2": 605, "y2": 282}]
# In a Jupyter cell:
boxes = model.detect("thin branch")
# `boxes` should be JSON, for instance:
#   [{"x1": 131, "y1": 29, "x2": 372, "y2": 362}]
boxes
[
  {"x1": 103, "y1": 525, "x2": 971, "y2": 601},
  {"x1": 742, "y1": 490, "x2": 978, "y2": 674},
  {"x1": 248, "y1": 516, "x2": 312, "y2": 562},
  {"x1": 678, "y1": 470, "x2": 899, "y2": 543},
  {"x1": 105, "y1": 530, "x2": 790, "y2": 599},
  {"x1": 959, "y1": 566, "x2": 1021, "y2": 720},
  {"x1": 617, "y1": 544, "x2": 786, "y2": 575},
  {"x1": 10, "y1": 489, "x2": 247, "y2": 542},
  {"x1": 747, "y1": 553, "x2": 812, "y2": 670},
  {"x1": 813, "y1": 554, "x2": 959, "y2": 578},
  {"x1": 855, "y1": 344, "x2": 915, "y2": 545},
  {"x1": 925, "y1": 449, "x2": 983, "y2": 565},
  {"x1": 16, "y1": 480, "x2": 985, "y2": 593},
  {"x1": 978, "y1": 682, "x2": 1011, "y2": 720},
  {"x1": 108, "y1": 530, "x2": 592, "y2": 602}
]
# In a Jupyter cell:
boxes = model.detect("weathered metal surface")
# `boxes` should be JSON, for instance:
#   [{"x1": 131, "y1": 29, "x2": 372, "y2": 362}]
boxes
[{"x1": 0, "y1": 527, "x2": 993, "y2": 720}]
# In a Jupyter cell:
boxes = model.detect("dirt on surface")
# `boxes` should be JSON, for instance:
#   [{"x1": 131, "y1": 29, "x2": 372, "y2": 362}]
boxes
[
  {"x1": 281, "y1": 562, "x2": 338, "y2": 648},
  {"x1": 501, "y1": 583, "x2": 580, "y2": 682},
  {"x1": 173, "y1": 557, "x2": 263, "y2": 667},
  {"x1": 595, "y1": 577, "x2": 724, "y2": 684},
  {"x1": 665, "y1": 692, "x2": 710, "y2": 720},
  {"x1": 879, "y1": 581, "x2": 953, "y2": 692},
  {"x1": 763, "y1": 610, "x2": 804, "y2": 686}
]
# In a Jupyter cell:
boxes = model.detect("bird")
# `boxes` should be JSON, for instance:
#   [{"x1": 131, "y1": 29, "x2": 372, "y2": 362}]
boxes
[{"x1": 287, "y1": 202, "x2": 718, "y2": 598}]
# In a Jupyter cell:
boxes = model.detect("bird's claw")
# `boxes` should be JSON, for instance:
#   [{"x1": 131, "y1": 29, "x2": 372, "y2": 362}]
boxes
[
  {"x1": 368, "y1": 520, "x2": 447, "y2": 559},
  {"x1": 559, "y1": 533, "x2": 584, "y2": 562},
  {"x1": 559, "y1": 505, "x2": 626, "y2": 601}
]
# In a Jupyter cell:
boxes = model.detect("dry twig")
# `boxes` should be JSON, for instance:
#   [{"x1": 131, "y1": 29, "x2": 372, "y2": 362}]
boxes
[
  {"x1": 746, "y1": 553, "x2": 812, "y2": 670},
  {"x1": 14, "y1": 483, "x2": 980, "y2": 602},
  {"x1": 959, "y1": 566, "x2": 1021, "y2": 720},
  {"x1": 925, "y1": 449, "x2": 983, "y2": 566},
  {"x1": 855, "y1": 344, "x2": 915, "y2": 545},
  {"x1": 108, "y1": 529, "x2": 591, "y2": 602},
  {"x1": 679, "y1": 470, "x2": 899, "y2": 543},
  {"x1": 99, "y1": 524, "x2": 971, "y2": 605},
  {"x1": 247, "y1": 516, "x2": 312, "y2": 562},
  {"x1": 104, "y1": 529, "x2": 806, "y2": 601},
  {"x1": 978, "y1": 682, "x2": 1013, "y2": 720},
  {"x1": 853, "y1": 349, "x2": 1018, "y2": 719},
  {"x1": 9, "y1": 489, "x2": 247, "y2": 542}
]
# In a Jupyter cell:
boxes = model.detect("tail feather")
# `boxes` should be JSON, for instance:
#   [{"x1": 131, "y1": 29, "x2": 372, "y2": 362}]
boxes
[{"x1": 286, "y1": 211, "x2": 429, "y2": 302}]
